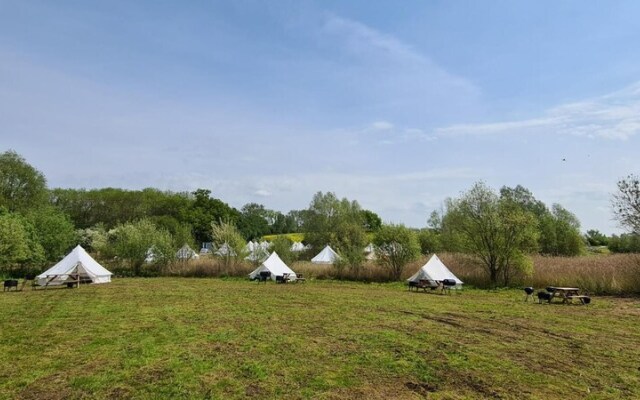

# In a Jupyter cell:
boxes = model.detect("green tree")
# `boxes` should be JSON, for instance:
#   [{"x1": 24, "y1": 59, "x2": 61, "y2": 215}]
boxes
[
  {"x1": 237, "y1": 203, "x2": 270, "y2": 240},
  {"x1": 302, "y1": 191, "x2": 367, "y2": 251},
  {"x1": 612, "y1": 174, "x2": 640, "y2": 234},
  {"x1": 373, "y1": 223, "x2": 420, "y2": 280},
  {"x1": 417, "y1": 229, "x2": 441, "y2": 255},
  {"x1": 188, "y1": 189, "x2": 239, "y2": 244},
  {"x1": 269, "y1": 236, "x2": 295, "y2": 265},
  {"x1": 538, "y1": 205, "x2": 585, "y2": 256},
  {"x1": 442, "y1": 182, "x2": 538, "y2": 286},
  {"x1": 0, "y1": 150, "x2": 48, "y2": 212},
  {"x1": 0, "y1": 211, "x2": 45, "y2": 275},
  {"x1": 107, "y1": 219, "x2": 174, "y2": 276},
  {"x1": 584, "y1": 229, "x2": 609, "y2": 246},
  {"x1": 26, "y1": 206, "x2": 77, "y2": 262},
  {"x1": 211, "y1": 219, "x2": 246, "y2": 268},
  {"x1": 360, "y1": 209, "x2": 382, "y2": 232}
]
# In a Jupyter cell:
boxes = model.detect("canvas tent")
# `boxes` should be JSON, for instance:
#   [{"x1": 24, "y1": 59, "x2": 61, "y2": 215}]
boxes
[
  {"x1": 290, "y1": 241, "x2": 305, "y2": 252},
  {"x1": 37, "y1": 245, "x2": 112, "y2": 286},
  {"x1": 407, "y1": 254, "x2": 463, "y2": 288},
  {"x1": 177, "y1": 244, "x2": 199, "y2": 260},
  {"x1": 311, "y1": 245, "x2": 340, "y2": 264},
  {"x1": 248, "y1": 252, "x2": 297, "y2": 281},
  {"x1": 215, "y1": 242, "x2": 237, "y2": 257}
]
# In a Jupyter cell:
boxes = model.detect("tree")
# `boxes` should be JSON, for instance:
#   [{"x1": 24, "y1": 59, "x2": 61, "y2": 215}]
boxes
[
  {"x1": 211, "y1": 219, "x2": 246, "y2": 268},
  {"x1": 188, "y1": 189, "x2": 240, "y2": 244},
  {"x1": 417, "y1": 229, "x2": 441, "y2": 255},
  {"x1": 107, "y1": 219, "x2": 175, "y2": 275},
  {"x1": 584, "y1": 229, "x2": 608, "y2": 247},
  {"x1": 612, "y1": 174, "x2": 640, "y2": 234},
  {"x1": 0, "y1": 211, "x2": 45, "y2": 274},
  {"x1": 237, "y1": 203, "x2": 270, "y2": 240},
  {"x1": 442, "y1": 182, "x2": 538, "y2": 286},
  {"x1": 538, "y1": 205, "x2": 585, "y2": 256},
  {"x1": 360, "y1": 209, "x2": 382, "y2": 232},
  {"x1": 0, "y1": 150, "x2": 48, "y2": 212},
  {"x1": 373, "y1": 223, "x2": 420, "y2": 280},
  {"x1": 26, "y1": 206, "x2": 77, "y2": 262},
  {"x1": 270, "y1": 236, "x2": 296, "y2": 265},
  {"x1": 301, "y1": 191, "x2": 367, "y2": 251}
]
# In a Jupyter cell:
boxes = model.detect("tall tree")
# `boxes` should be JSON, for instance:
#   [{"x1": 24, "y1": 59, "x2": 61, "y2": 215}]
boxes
[
  {"x1": 0, "y1": 150, "x2": 48, "y2": 212},
  {"x1": 612, "y1": 174, "x2": 640, "y2": 234},
  {"x1": 106, "y1": 219, "x2": 175, "y2": 276},
  {"x1": 373, "y1": 223, "x2": 420, "y2": 280},
  {"x1": 26, "y1": 206, "x2": 77, "y2": 262},
  {"x1": 0, "y1": 211, "x2": 45, "y2": 274},
  {"x1": 301, "y1": 191, "x2": 367, "y2": 256},
  {"x1": 443, "y1": 182, "x2": 538, "y2": 286}
]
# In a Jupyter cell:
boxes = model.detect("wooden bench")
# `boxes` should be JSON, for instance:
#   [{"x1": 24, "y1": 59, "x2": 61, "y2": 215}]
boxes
[{"x1": 565, "y1": 295, "x2": 591, "y2": 305}]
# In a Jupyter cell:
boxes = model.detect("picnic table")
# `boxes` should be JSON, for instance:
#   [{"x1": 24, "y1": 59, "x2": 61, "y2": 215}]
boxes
[{"x1": 548, "y1": 287, "x2": 590, "y2": 304}]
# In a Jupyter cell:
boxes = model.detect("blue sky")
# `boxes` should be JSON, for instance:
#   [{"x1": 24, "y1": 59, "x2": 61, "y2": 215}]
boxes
[{"x1": 2, "y1": 1, "x2": 640, "y2": 234}]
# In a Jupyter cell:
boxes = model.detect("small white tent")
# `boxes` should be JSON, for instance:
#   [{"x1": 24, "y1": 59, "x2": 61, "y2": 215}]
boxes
[
  {"x1": 177, "y1": 244, "x2": 199, "y2": 260},
  {"x1": 37, "y1": 245, "x2": 112, "y2": 286},
  {"x1": 407, "y1": 254, "x2": 463, "y2": 287},
  {"x1": 311, "y1": 245, "x2": 340, "y2": 264},
  {"x1": 290, "y1": 241, "x2": 305, "y2": 252},
  {"x1": 248, "y1": 252, "x2": 297, "y2": 281},
  {"x1": 215, "y1": 242, "x2": 237, "y2": 257}
]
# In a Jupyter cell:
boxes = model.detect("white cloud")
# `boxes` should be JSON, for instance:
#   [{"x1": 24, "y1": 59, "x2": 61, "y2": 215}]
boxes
[
  {"x1": 369, "y1": 121, "x2": 394, "y2": 131},
  {"x1": 435, "y1": 82, "x2": 640, "y2": 140},
  {"x1": 254, "y1": 189, "x2": 271, "y2": 197}
]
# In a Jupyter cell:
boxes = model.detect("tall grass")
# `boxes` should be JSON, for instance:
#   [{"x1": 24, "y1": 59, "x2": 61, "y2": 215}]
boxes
[
  {"x1": 108, "y1": 252, "x2": 640, "y2": 295},
  {"x1": 442, "y1": 252, "x2": 640, "y2": 295}
]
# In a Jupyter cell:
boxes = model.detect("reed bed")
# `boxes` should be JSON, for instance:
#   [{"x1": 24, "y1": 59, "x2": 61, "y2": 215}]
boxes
[{"x1": 111, "y1": 252, "x2": 640, "y2": 295}]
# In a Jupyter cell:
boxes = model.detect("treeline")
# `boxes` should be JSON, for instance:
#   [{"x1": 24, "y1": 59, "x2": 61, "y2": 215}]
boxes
[{"x1": 2, "y1": 149, "x2": 636, "y2": 287}]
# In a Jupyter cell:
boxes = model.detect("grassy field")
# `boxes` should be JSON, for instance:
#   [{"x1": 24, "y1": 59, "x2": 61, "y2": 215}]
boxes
[{"x1": 1, "y1": 279, "x2": 639, "y2": 399}]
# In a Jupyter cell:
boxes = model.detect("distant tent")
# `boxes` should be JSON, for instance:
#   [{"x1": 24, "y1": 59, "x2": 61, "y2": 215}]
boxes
[
  {"x1": 364, "y1": 243, "x2": 376, "y2": 260},
  {"x1": 244, "y1": 241, "x2": 258, "y2": 253},
  {"x1": 407, "y1": 254, "x2": 463, "y2": 288},
  {"x1": 144, "y1": 247, "x2": 156, "y2": 263},
  {"x1": 215, "y1": 242, "x2": 237, "y2": 257},
  {"x1": 248, "y1": 252, "x2": 297, "y2": 281},
  {"x1": 259, "y1": 240, "x2": 271, "y2": 250},
  {"x1": 364, "y1": 243, "x2": 375, "y2": 253},
  {"x1": 177, "y1": 244, "x2": 199, "y2": 261},
  {"x1": 290, "y1": 241, "x2": 305, "y2": 252},
  {"x1": 311, "y1": 245, "x2": 340, "y2": 264},
  {"x1": 200, "y1": 242, "x2": 213, "y2": 255},
  {"x1": 37, "y1": 245, "x2": 112, "y2": 286},
  {"x1": 245, "y1": 245, "x2": 269, "y2": 263}
]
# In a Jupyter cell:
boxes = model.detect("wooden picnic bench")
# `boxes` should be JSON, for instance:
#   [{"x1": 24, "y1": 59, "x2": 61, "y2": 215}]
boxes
[{"x1": 548, "y1": 287, "x2": 590, "y2": 304}]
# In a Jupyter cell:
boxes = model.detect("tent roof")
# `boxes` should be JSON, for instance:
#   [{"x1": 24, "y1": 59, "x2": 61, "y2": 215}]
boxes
[
  {"x1": 311, "y1": 245, "x2": 340, "y2": 264},
  {"x1": 38, "y1": 245, "x2": 112, "y2": 280},
  {"x1": 407, "y1": 254, "x2": 462, "y2": 284}
]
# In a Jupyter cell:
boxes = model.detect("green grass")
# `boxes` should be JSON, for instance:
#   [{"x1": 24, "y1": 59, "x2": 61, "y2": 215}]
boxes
[{"x1": 1, "y1": 279, "x2": 639, "y2": 399}]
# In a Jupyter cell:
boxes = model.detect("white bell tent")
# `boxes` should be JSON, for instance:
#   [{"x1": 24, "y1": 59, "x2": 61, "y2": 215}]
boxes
[
  {"x1": 37, "y1": 245, "x2": 112, "y2": 286},
  {"x1": 311, "y1": 245, "x2": 340, "y2": 264},
  {"x1": 290, "y1": 241, "x2": 305, "y2": 252},
  {"x1": 248, "y1": 252, "x2": 297, "y2": 281},
  {"x1": 176, "y1": 244, "x2": 199, "y2": 260},
  {"x1": 407, "y1": 254, "x2": 463, "y2": 288}
]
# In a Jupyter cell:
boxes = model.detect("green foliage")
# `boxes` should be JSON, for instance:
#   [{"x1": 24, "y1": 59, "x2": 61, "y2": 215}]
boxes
[
  {"x1": 0, "y1": 150, "x2": 48, "y2": 212},
  {"x1": 106, "y1": 219, "x2": 175, "y2": 275},
  {"x1": 538, "y1": 204, "x2": 585, "y2": 256},
  {"x1": 360, "y1": 209, "x2": 382, "y2": 231},
  {"x1": 301, "y1": 192, "x2": 368, "y2": 259},
  {"x1": 612, "y1": 174, "x2": 640, "y2": 234},
  {"x1": 211, "y1": 220, "x2": 246, "y2": 267},
  {"x1": 26, "y1": 206, "x2": 77, "y2": 262},
  {"x1": 189, "y1": 189, "x2": 240, "y2": 244},
  {"x1": 608, "y1": 233, "x2": 640, "y2": 253},
  {"x1": 417, "y1": 229, "x2": 441, "y2": 255},
  {"x1": 584, "y1": 229, "x2": 609, "y2": 246},
  {"x1": 442, "y1": 182, "x2": 538, "y2": 286},
  {"x1": 50, "y1": 187, "x2": 193, "y2": 230},
  {"x1": 269, "y1": 236, "x2": 295, "y2": 265},
  {"x1": 373, "y1": 223, "x2": 420, "y2": 280},
  {"x1": 0, "y1": 212, "x2": 45, "y2": 274},
  {"x1": 498, "y1": 185, "x2": 584, "y2": 257},
  {"x1": 237, "y1": 203, "x2": 270, "y2": 240}
]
